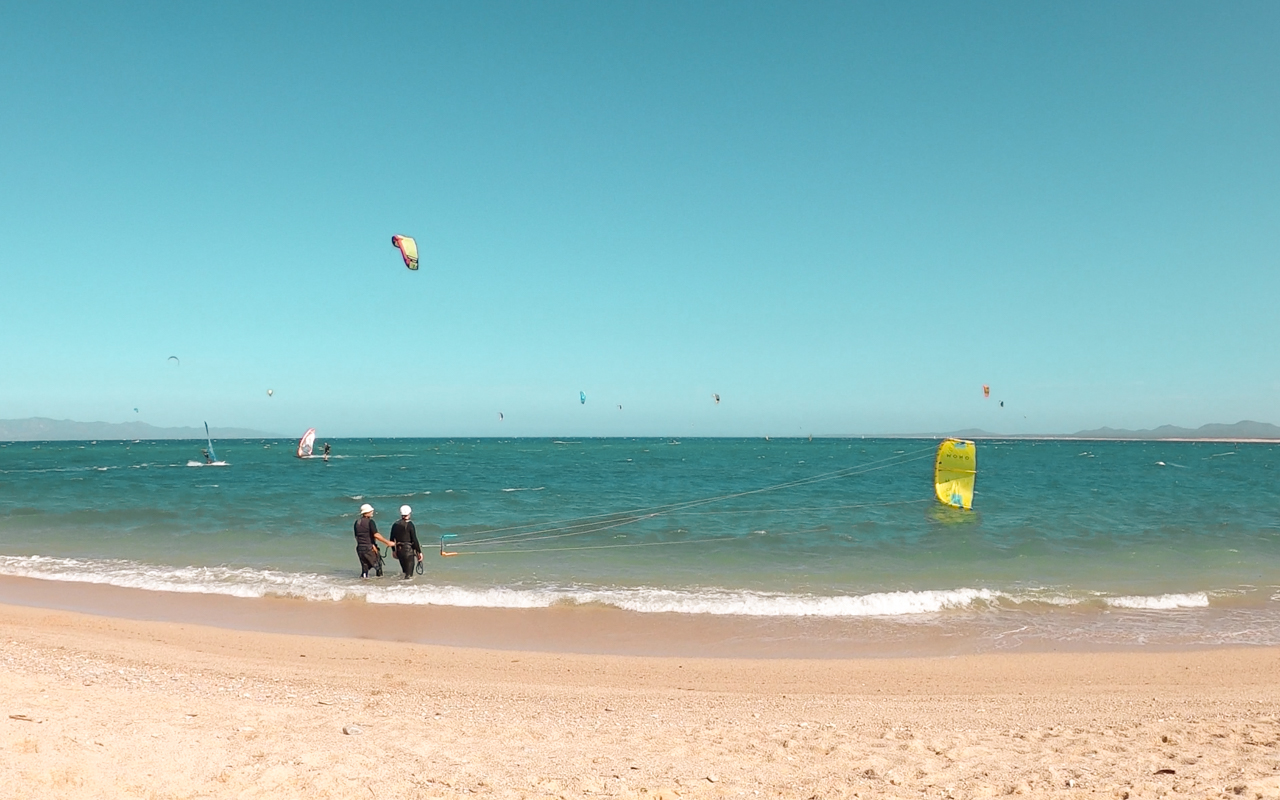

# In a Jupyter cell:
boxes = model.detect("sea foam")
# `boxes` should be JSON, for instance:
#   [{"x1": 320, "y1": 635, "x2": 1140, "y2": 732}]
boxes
[
  {"x1": 1104, "y1": 592, "x2": 1210, "y2": 610},
  {"x1": 0, "y1": 555, "x2": 1229, "y2": 619}
]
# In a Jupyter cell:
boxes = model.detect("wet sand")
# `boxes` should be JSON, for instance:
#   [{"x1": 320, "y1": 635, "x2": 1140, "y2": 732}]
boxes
[
  {"x1": 0, "y1": 575, "x2": 1021, "y2": 659},
  {"x1": 0, "y1": 575, "x2": 1259, "y2": 660},
  {"x1": 2, "y1": 597, "x2": 1280, "y2": 799}
]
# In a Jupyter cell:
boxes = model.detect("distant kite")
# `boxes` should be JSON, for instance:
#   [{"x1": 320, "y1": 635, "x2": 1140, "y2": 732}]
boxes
[
  {"x1": 168, "y1": 356, "x2": 180, "y2": 365},
  {"x1": 267, "y1": 389, "x2": 274, "y2": 397},
  {"x1": 580, "y1": 391, "x2": 586, "y2": 405},
  {"x1": 712, "y1": 394, "x2": 720, "y2": 405},
  {"x1": 499, "y1": 412, "x2": 504, "y2": 421},
  {"x1": 1000, "y1": 401, "x2": 1004, "y2": 408},
  {"x1": 392, "y1": 235, "x2": 419, "y2": 271},
  {"x1": 617, "y1": 404, "x2": 623, "y2": 410},
  {"x1": 133, "y1": 408, "x2": 139, "y2": 413},
  {"x1": 982, "y1": 384, "x2": 990, "y2": 399}
]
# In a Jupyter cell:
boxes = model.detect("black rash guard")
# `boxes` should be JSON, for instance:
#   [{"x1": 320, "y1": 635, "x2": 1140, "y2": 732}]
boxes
[
  {"x1": 389, "y1": 520, "x2": 421, "y2": 555},
  {"x1": 353, "y1": 516, "x2": 378, "y2": 550}
]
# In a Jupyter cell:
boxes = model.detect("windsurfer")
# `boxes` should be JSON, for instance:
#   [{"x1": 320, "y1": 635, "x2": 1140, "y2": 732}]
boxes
[{"x1": 297, "y1": 428, "x2": 317, "y2": 459}]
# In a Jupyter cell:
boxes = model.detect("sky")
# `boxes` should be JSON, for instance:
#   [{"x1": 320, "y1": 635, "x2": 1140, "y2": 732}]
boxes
[{"x1": 1, "y1": 1, "x2": 1277, "y2": 437}]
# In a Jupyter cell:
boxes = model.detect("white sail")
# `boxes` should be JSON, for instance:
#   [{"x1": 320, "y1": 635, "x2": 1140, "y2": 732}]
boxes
[{"x1": 297, "y1": 428, "x2": 316, "y2": 458}]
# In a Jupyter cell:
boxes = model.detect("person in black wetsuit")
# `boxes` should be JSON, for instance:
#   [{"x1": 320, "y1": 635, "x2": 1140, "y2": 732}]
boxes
[
  {"x1": 353, "y1": 503, "x2": 393, "y2": 578},
  {"x1": 390, "y1": 505, "x2": 423, "y2": 579}
]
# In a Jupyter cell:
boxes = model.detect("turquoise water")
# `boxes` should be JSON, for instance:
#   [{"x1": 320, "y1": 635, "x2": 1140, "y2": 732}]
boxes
[{"x1": 1, "y1": 437, "x2": 1277, "y2": 646}]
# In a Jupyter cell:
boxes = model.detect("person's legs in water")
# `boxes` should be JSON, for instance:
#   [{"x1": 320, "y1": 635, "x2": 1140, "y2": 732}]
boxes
[
  {"x1": 397, "y1": 545, "x2": 415, "y2": 579},
  {"x1": 358, "y1": 547, "x2": 379, "y2": 579}
]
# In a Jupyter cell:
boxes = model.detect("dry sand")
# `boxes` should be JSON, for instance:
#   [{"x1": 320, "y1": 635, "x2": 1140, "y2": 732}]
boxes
[{"x1": 2, "y1": 602, "x2": 1279, "y2": 800}]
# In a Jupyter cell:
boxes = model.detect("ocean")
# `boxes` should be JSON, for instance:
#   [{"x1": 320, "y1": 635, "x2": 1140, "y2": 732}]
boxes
[{"x1": 1, "y1": 437, "x2": 1277, "y2": 651}]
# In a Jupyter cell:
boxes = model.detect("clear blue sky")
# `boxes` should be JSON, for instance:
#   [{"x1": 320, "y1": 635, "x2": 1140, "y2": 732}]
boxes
[{"x1": 2, "y1": 2, "x2": 1277, "y2": 437}]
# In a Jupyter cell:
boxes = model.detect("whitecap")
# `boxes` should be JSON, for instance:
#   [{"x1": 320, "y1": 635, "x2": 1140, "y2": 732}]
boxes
[{"x1": 1105, "y1": 592, "x2": 1210, "y2": 610}]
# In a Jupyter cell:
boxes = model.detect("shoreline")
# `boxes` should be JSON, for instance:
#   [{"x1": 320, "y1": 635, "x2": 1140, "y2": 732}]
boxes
[
  {"x1": 0, "y1": 574, "x2": 1004, "y2": 659},
  {"x1": 3, "y1": 601, "x2": 1279, "y2": 798},
  {"x1": 1, "y1": 573, "x2": 1271, "y2": 659}
]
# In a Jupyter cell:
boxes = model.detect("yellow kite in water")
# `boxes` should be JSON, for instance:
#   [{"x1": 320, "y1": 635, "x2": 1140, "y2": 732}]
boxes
[{"x1": 934, "y1": 438, "x2": 976, "y2": 510}]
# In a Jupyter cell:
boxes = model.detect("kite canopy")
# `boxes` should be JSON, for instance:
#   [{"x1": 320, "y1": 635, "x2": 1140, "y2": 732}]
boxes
[
  {"x1": 579, "y1": 391, "x2": 586, "y2": 404},
  {"x1": 297, "y1": 428, "x2": 316, "y2": 458},
  {"x1": 982, "y1": 384, "x2": 990, "y2": 399},
  {"x1": 392, "y1": 235, "x2": 419, "y2": 271},
  {"x1": 934, "y1": 439, "x2": 976, "y2": 510},
  {"x1": 712, "y1": 393, "x2": 720, "y2": 404}
]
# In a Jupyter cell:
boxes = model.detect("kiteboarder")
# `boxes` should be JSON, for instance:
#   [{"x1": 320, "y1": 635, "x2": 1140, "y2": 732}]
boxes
[
  {"x1": 201, "y1": 449, "x2": 212, "y2": 465},
  {"x1": 389, "y1": 505, "x2": 423, "y2": 580},
  {"x1": 353, "y1": 504, "x2": 393, "y2": 578},
  {"x1": 323, "y1": 442, "x2": 331, "y2": 461}
]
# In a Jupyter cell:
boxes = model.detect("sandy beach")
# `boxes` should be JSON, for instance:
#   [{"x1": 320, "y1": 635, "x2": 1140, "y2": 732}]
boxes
[{"x1": 1, "y1": 600, "x2": 1278, "y2": 799}]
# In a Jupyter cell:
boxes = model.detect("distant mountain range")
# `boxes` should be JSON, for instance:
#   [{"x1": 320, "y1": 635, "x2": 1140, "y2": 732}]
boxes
[
  {"x1": 946, "y1": 420, "x2": 1280, "y2": 441},
  {"x1": 0, "y1": 418, "x2": 276, "y2": 441},
  {"x1": 4, "y1": 417, "x2": 1278, "y2": 442}
]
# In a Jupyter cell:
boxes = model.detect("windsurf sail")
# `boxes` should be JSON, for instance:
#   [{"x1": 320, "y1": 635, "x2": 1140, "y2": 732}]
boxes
[
  {"x1": 934, "y1": 438, "x2": 976, "y2": 510},
  {"x1": 204, "y1": 422, "x2": 218, "y2": 463},
  {"x1": 392, "y1": 235, "x2": 419, "y2": 271},
  {"x1": 297, "y1": 428, "x2": 316, "y2": 458}
]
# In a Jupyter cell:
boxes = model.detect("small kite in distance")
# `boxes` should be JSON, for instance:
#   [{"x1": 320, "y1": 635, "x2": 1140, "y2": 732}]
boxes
[
  {"x1": 392, "y1": 235, "x2": 419, "y2": 271},
  {"x1": 133, "y1": 408, "x2": 139, "y2": 413},
  {"x1": 267, "y1": 389, "x2": 274, "y2": 397},
  {"x1": 617, "y1": 404, "x2": 622, "y2": 410},
  {"x1": 983, "y1": 384, "x2": 990, "y2": 399},
  {"x1": 580, "y1": 391, "x2": 586, "y2": 405},
  {"x1": 1000, "y1": 401, "x2": 1004, "y2": 408},
  {"x1": 712, "y1": 394, "x2": 720, "y2": 405},
  {"x1": 168, "y1": 356, "x2": 180, "y2": 365},
  {"x1": 499, "y1": 412, "x2": 504, "y2": 421}
]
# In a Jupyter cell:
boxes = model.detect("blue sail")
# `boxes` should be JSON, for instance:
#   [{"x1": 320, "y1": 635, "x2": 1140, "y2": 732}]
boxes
[{"x1": 204, "y1": 422, "x2": 217, "y2": 463}]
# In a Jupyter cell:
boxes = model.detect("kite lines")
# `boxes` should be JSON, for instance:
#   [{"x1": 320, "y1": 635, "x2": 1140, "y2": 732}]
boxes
[{"x1": 439, "y1": 445, "x2": 939, "y2": 557}]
